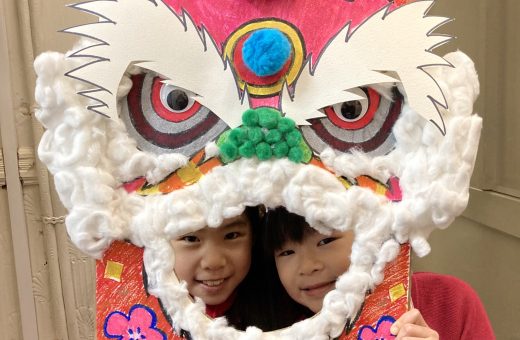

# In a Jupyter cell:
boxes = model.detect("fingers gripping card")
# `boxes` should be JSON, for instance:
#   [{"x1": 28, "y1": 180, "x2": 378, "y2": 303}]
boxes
[{"x1": 35, "y1": 0, "x2": 481, "y2": 338}]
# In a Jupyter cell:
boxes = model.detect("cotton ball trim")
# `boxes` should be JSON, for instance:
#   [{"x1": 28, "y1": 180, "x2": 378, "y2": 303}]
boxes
[{"x1": 34, "y1": 33, "x2": 482, "y2": 338}]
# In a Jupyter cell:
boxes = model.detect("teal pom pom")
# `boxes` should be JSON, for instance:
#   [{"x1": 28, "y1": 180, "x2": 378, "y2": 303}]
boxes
[
  {"x1": 256, "y1": 142, "x2": 272, "y2": 160},
  {"x1": 220, "y1": 142, "x2": 239, "y2": 163},
  {"x1": 288, "y1": 146, "x2": 304, "y2": 163},
  {"x1": 273, "y1": 141, "x2": 289, "y2": 158},
  {"x1": 278, "y1": 117, "x2": 296, "y2": 133},
  {"x1": 242, "y1": 109, "x2": 259, "y2": 127},
  {"x1": 258, "y1": 108, "x2": 280, "y2": 129},
  {"x1": 265, "y1": 129, "x2": 282, "y2": 144},
  {"x1": 239, "y1": 141, "x2": 255, "y2": 158},
  {"x1": 286, "y1": 130, "x2": 302, "y2": 147},
  {"x1": 247, "y1": 127, "x2": 264, "y2": 144},
  {"x1": 242, "y1": 28, "x2": 292, "y2": 77}
]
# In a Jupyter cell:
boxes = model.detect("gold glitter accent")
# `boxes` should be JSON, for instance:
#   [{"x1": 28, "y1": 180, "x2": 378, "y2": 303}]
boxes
[
  {"x1": 104, "y1": 261, "x2": 124, "y2": 282},
  {"x1": 177, "y1": 162, "x2": 203, "y2": 185},
  {"x1": 389, "y1": 283, "x2": 406, "y2": 302}
]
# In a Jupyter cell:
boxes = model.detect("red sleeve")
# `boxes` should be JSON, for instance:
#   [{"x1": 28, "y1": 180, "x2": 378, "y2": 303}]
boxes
[{"x1": 411, "y1": 272, "x2": 495, "y2": 339}]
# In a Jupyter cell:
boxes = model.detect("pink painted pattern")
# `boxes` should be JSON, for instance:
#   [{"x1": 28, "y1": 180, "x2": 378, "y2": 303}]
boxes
[
  {"x1": 358, "y1": 315, "x2": 396, "y2": 340},
  {"x1": 104, "y1": 304, "x2": 166, "y2": 340},
  {"x1": 164, "y1": 0, "x2": 408, "y2": 56}
]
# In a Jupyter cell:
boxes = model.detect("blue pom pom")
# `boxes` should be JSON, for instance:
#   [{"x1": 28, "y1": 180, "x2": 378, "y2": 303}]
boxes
[{"x1": 242, "y1": 29, "x2": 291, "y2": 77}]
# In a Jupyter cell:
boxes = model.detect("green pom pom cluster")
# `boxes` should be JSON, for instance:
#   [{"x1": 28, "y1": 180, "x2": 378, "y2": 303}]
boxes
[{"x1": 218, "y1": 107, "x2": 312, "y2": 164}]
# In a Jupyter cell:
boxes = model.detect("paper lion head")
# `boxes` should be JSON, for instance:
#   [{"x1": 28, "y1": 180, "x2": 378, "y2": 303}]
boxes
[{"x1": 34, "y1": 0, "x2": 481, "y2": 338}]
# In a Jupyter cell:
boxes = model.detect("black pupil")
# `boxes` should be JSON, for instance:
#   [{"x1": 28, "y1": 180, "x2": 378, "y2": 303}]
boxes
[
  {"x1": 340, "y1": 101, "x2": 363, "y2": 120},
  {"x1": 167, "y1": 89, "x2": 189, "y2": 111}
]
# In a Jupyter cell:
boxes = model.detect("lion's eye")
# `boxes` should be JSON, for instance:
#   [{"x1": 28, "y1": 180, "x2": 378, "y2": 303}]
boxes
[
  {"x1": 121, "y1": 73, "x2": 229, "y2": 156},
  {"x1": 338, "y1": 100, "x2": 364, "y2": 120},
  {"x1": 157, "y1": 83, "x2": 198, "y2": 121},
  {"x1": 324, "y1": 87, "x2": 375, "y2": 130},
  {"x1": 302, "y1": 86, "x2": 402, "y2": 156},
  {"x1": 165, "y1": 89, "x2": 190, "y2": 111}
]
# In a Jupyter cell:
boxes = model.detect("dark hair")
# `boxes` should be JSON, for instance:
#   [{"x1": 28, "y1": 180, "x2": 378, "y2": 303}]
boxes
[
  {"x1": 263, "y1": 206, "x2": 316, "y2": 255},
  {"x1": 226, "y1": 206, "x2": 314, "y2": 331},
  {"x1": 224, "y1": 206, "x2": 270, "y2": 330},
  {"x1": 257, "y1": 206, "x2": 314, "y2": 330}
]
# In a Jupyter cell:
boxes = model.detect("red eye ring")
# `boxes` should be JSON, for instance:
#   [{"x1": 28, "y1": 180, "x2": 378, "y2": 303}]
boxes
[
  {"x1": 151, "y1": 77, "x2": 201, "y2": 122},
  {"x1": 324, "y1": 87, "x2": 380, "y2": 130}
]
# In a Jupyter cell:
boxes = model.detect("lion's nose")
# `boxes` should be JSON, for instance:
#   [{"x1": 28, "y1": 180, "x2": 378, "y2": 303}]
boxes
[
  {"x1": 242, "y1": 28, "x2": 292, "y2": 77},
  {"x1": 218, "y1": 107, "x2": 312, "y2": 164}
]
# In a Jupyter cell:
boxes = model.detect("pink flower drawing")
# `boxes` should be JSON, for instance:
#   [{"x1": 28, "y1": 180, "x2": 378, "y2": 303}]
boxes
[
  {"x1": 104, "y1": 304, "x2": 166, "y2": 340},
  {"x1": 358, "y1": 315, "x2": 396, "y2": 340}
]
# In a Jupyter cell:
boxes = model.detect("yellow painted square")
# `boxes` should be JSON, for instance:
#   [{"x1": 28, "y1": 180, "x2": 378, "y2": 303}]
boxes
[
  {"x1": 389, "y1": 283, "x2": 406, "y2": 302},
  {"x1": 177, "y1": 162, "x2": 203, "y2": 185},
  {"x1": 104, "y1": 260, "x2": 124, "y2": 282}
]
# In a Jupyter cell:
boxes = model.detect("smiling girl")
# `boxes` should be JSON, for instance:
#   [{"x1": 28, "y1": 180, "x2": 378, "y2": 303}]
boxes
[
  {"x1": 265, "y1": 207, "x2": 354, "y2": 314},
  {"x1": 261, "y1": 207, "x2": 451, "y2": 339},
  {"x1": 170, "y1": 207, "x2": 265, "y2": 330}
]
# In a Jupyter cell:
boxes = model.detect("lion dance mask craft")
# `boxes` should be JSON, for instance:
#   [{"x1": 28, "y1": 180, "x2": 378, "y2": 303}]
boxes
[{"x1": 34, "y1": 0, "x2": 482, "y2": 338}]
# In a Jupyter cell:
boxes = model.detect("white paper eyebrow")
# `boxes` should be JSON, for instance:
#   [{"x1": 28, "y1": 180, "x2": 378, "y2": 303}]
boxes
[
  {"x1": 282, "y1": 0, "x2": 452, "y2": 134},
  {"x1": 64, "y1": 0, "x2": 247, "y2": 128}
]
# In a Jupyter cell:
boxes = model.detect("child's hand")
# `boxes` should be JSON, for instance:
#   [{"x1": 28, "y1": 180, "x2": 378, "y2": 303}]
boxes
[{"x1": 390, "y1": 308, "x2": 439, "y2": 339}]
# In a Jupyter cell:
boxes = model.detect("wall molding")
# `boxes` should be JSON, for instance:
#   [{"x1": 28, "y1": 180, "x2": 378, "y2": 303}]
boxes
[
  {"x1": 0, "y1": 0, "x2": 39, "y2": 335},
  {"x1": 18, "y1": 147, "x2": 37, "y2": 185},
  {"x1": 0, "y1": 149, "x2": 5, "y2": 187},
  {"x1": 0, "y1": 147, "x2": 38, "y2": 187},
  {"x1": 464, "y1": 187, "x2": 520, "y2": 239}
]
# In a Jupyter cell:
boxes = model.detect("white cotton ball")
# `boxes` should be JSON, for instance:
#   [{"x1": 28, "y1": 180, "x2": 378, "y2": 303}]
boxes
[
  {"x1": 37, "y1": 131, "x2": 58, "y2": 169},
  {"x1": 145, "y1": 153, "x2": 189, "y2": 184},
  {"x1": 205, "y1": 314, "x2": 230, "y2": 339},
  {"x1": 323, "y1": 289, "x2": 348, "y2": 317},
  {"x1": 143, "y1": 240, "x2": 175, "y2": 277},
  {"x1": 204, "y1": 141, "x2": 220, "y2": 159},
  {"x1": 242, "y1": 327, "x2": 263, "y2": 340},
  {"x1": 336, "y1": 271, "x2": 371, "y2": 294},
  {"x1": 164, "y1": 194, "x2": 206, "y2": 236},
  {"x1": 53, "y1": 171, "x2": 80, "y2": 209},
  {"x1": 34, "y1": 86, "x2": 58, "y2": 117},
  {"x1": 34, "y1": 52, "x2": 66, "y2": 81},
  {"x1": 319, "y1": 147, "x2": 337, "y2": 167},
  {"x1": 65, "y1": 208, "x2": 115, "y2": 258},
  {"x1": 371, "y1": 239, "x2": 400, "y2": 284},
  {"x1": 55, "y1": 79, "x2": 79, "y2": 107},
  {"x1": 50, "y1": 124, "x2": 92, "y2": 168},
  {"x1": 377, "y1": 238, "x2": 401, "y2": 263},
  {"x1": 422, "y1": 119, "x2": 444, "y2": 147},
  {"x1": 106, "y1": 129, "x2": 139, "y2": 164},
  {"x1": 410, "y1": 236, "x2": 431, "y2": 257},
  {"x1": 350, "y1": 246, "x2": 375, "y2": 267},
  {"x1": 392, "y1": 104, "x2": 427, "y2": 151},
  {"x1": 443, "y1": 51, "x2": 480, "y2": 108},
  {"x1": 222, "y1": 205, "x2": 246, "y2": 220},
  {"x1": 62, "y1": 106, "x2": 92, "y2": 128},
  {"x1": 113, "y1": 150, "x2": 155, "y2": 182},
  {"x1": 76, "y1": 168, "x2": 116, "y2": 205}
]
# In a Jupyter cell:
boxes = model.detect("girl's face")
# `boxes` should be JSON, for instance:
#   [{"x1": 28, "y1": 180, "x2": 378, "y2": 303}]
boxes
[
  {"x1": 274, "y1": 229, "x2": 354, "y2": 313},
  {"x1": 171, "y1": 214, "x2": 252, "y2": 306}
]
